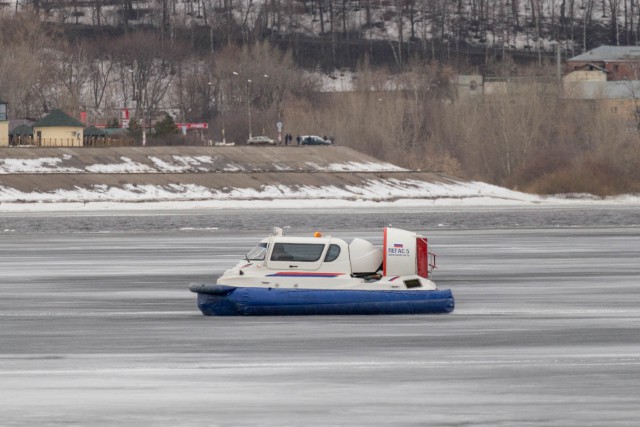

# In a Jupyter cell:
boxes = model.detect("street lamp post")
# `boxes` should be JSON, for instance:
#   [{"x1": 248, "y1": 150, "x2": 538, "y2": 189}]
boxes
[
  {"x1": 246, "y1": 79, "x2": 252, "y2": 139},
  {"x1": 129, "y1": 69, "x2": 147, "y2": 146},
  {"x1": 142, "y1": 100, "x2": 146, "y2": 147},
  {"x1": 233, "y1": 72, "x2": 268, "y2": 140},
  {"x1": 136, "y1": 90, "x2": 146, "y2": 147}
]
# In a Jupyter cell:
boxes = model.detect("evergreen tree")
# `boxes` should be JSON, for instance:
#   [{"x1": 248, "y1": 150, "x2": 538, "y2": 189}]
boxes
[{"x1": 154, "y1": 113, "x2": 179, "y2": 137}]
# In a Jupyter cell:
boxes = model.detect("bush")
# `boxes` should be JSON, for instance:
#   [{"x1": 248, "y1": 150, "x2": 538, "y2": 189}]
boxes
[{"x1": 526, "y1": 156, "x2": 638, "y2": 196}]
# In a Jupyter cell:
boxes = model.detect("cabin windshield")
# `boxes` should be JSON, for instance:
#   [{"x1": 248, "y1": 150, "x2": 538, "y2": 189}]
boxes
[{"x1": 246, "y1": 243, "x2": 268, "y2": 260}]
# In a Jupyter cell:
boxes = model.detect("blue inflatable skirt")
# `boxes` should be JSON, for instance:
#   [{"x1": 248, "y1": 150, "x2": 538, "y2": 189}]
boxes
[{"x1": 190, "y1": 284, "x2": 455, "y2": 316}]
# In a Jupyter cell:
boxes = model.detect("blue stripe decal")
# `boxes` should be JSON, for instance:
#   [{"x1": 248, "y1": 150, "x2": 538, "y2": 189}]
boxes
[{"x1": 266, "y1": 273, "x2": 342, "y2": 278}]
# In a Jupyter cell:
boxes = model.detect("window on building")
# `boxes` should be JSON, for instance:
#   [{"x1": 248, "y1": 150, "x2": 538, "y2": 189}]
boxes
[{"x1": 0, "y1": 104, "x2": 6, "y2": 121}]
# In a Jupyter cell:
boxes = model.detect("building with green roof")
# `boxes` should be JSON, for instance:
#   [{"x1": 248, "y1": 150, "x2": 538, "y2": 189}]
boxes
[
  {"x1": 9, "y1": 123, "x2": 34, "y2": 146},
  {"x1": 33, "y1": 109, "x2": 84, "y2": 147}
]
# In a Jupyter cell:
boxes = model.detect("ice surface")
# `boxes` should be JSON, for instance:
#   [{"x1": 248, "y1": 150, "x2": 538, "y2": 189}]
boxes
[{"x1": 1, "y1": 213, "x2": 640, "y2": 425}]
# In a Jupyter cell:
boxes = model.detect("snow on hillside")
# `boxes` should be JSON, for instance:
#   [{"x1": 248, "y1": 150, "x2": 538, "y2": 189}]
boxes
[
  {"x1": 0, "y1": 178, "x2": 530, "y2": 205},
  {"x1": 2, "y1": 152, "x2": 638, "y2": 211},
  {"x1": 0, "y1": 0, "x2": 615, "y2": 53},
  {"x1": 0, "y1": 157, "x2": 83, "y2": 174},
  {"x1": 0, "y1": 155, "x2": 405, "y2": 174},
  {"x1": 2, "y1": 176, "x2": 639, "y2": 212}
]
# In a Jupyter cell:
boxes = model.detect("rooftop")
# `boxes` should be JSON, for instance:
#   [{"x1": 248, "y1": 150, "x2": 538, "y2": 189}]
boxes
[
  {"x1": 9, "y1": 124, "x2": 33, "y2": 136},
  {"x1": 33, "y1": 109, "x2": 84, "y2": 128},
  {"x1": 83, "y1": 126, "x2": 107, "y2": 137},
  {"x1": 563, "y1": 80, "x2": 640, "y2": 99},
  {"x1": 569, "y1": 45, "x2": 640, "y2": 62}
]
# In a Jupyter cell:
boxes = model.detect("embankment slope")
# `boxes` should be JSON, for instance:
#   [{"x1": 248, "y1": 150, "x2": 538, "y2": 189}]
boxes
[{"x1": 0, "y1": 146, "x2": 534, "y2": 205}]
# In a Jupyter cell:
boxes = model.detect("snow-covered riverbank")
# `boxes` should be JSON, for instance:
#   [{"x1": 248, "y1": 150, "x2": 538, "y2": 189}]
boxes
[{"x1": 2, "y1": 146, "x2": 638, "y2": 212}]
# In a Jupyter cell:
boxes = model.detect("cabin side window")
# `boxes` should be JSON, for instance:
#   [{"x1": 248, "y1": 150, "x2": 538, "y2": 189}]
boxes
[
  {"x1": 270, "y1": 243, "x2": 325, "y2": 262},
  {"x1": 324, "y1": 244, "x2": 341, "y2": 262}
]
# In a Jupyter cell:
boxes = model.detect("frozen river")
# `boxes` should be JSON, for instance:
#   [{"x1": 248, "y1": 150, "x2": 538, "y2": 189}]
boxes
[{"x1": 1, "y1": 206, "x2": 640, "y2": 426}]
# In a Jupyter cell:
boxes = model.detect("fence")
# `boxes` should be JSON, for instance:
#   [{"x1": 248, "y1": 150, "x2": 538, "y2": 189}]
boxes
[{"x1": 8, "y1": 136, "x2": 135, "y2": 147}]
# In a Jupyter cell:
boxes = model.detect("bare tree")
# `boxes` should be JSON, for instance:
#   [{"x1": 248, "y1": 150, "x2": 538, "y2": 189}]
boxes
[
  {"x1": 110, "y1": 32, "x2": 186, "y2": 142},
  {"x1": 86, "y1": 38, "x2": 119, "y2": 111},
  {"x1": 607, "y1": 0, "x2": 621, "y2": 44},
  {"x1": 173, "y1": 56, "x2": 217, "y2": 122},
  {"x1": 210, "y1": 41, "x2": 320, "y2": 141},
  {"x1": 52, "y1": 40, "x2": 93, "y2": 116},
  {"x1": 0, "y1": 11, "x2": 56, "y2": 118}
]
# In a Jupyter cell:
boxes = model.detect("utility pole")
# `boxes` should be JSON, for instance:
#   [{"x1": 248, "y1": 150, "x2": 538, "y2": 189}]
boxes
[{"x1": 247, "y1": 79, "x2": 252, "y2": 139}]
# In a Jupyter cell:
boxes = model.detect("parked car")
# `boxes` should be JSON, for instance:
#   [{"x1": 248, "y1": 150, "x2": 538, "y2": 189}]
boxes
[
  {"x1": 300, "y1": 135, "x2": 332, "y2": 145},
  {"x1": 247, "y1": 135, "x2": 276, "y2": 145}
]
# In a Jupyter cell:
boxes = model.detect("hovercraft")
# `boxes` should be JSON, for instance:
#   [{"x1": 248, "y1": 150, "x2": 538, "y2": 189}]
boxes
[{"x1": 189, "y1": 227, "x2": 454, "y2": 316}]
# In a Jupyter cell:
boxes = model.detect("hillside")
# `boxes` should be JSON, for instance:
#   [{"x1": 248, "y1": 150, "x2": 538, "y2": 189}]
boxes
[{"x1": 1, "y1": 0, "x2": 628, "y2": 65}]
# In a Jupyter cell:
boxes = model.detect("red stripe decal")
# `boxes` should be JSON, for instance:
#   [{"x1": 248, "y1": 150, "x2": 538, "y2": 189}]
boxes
[{"x1": 383, "y1": 227, "x2": 388, "y2": 276}]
